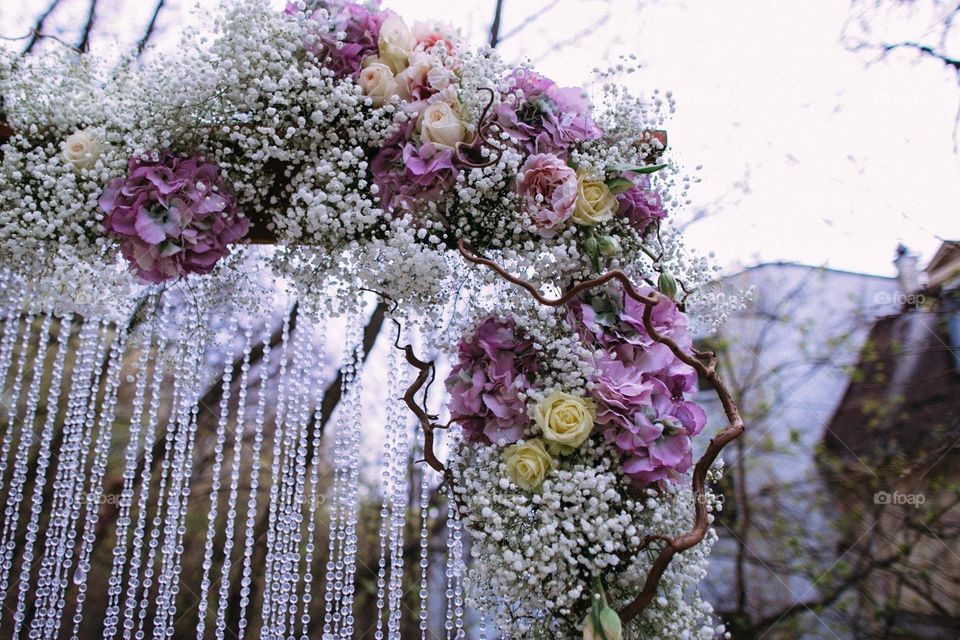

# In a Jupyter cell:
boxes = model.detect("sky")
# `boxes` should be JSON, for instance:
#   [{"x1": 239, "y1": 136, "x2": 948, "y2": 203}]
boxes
[{"x1": 3, "y1": 0, "x2": 958, "y2": 277}]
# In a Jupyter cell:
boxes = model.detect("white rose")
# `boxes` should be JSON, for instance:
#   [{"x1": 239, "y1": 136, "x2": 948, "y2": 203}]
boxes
[
  {"x1": 358, "y1": 61, "x2": 399, "y2": 106},
  {"x1": 533, "y1": 391, "x2": 595, "y2": 455},
  {"x1": 62, "y1": 130, "x2": 101, "y2": 171},
  {"x1": 572, "y1": 169, "x2": 617, "y2": 226},
  {"x1": 378, "y1": 14, "x2": 415, "y2": 74},
  {"x1": 419, "y1": 101, "x2": 467, "y2": 150},
  {"x1": 503, "y1": 439, "x2": 552, "y2": 492}
]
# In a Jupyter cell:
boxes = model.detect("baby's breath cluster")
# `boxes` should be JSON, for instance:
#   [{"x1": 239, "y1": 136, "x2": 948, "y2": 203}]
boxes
[{"x1": 451, "y1": 437, "x2": 725, "y2": 637}]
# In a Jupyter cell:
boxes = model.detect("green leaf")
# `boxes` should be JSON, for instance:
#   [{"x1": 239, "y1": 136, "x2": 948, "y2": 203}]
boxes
[
  {"x1": 607, "y1": 162, "x2": 667, "y2": 175},
  {"x1": 605, "y1": 176, "x2": 634, "y2": 195}
]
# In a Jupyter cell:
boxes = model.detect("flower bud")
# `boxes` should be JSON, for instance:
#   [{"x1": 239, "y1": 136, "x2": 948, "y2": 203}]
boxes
[
  {"x1": 658, "y1": 271, "x2": 677, "y2": 300},
  {"x1": 582, "y1": 235, "x2": 599, "y2": 256},
  {"x1": 597, "y1": 235, "x2": 621, "y2": 257},
  {"x1": 582, "y1": 607, "x2": 623, "y2": 640}
]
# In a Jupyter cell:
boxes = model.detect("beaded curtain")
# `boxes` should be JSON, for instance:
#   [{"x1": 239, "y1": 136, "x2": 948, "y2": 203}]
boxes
[{"x1": 0, "y1": 272, "x2": 461, "y2": 640}]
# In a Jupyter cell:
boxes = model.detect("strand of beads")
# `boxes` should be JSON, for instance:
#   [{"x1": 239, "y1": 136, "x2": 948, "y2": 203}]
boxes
[
  {"x1": 299, "y1": 316, "x2": 328, "y2": 640},
  {"x1": 119, "y1": 304, "x2": 170, "y2": 640},
  {"x1": 11, "y1": 313, "x2": 73, "y2": 640},
  {"x1": 261, "y1": 310, "x2": 294, "y2": 634},
  {"x1": 31, "y1": 317, "x2": 109, "y2": 637},
  {"x1": 69, "y1": 318, "x2": 130, "y2": 640},
  {"x1": 194, "y1": 317, "x2": 242, "y2": 639},
  {"x1": 387, "y1": 318, "x2": 412, "y2": 640},
  {"x1": 209, "y1": 323, "x2": 251, "y2": 640},
  {"x1": 152, "y1": 309, "x2": 207, "y2": 637},
  {"x1": 100, "y1": 314, "x2": 156, "y2": 639},
  {"x1": 0, "y1": 309, "x2": 54, "y2": 625},
  {"x1": 232, "y1": 324, "x2": 275, "y2": 640}
]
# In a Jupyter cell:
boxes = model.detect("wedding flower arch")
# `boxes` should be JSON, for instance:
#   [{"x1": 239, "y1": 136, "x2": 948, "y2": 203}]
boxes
[{"x1": 0, "y1": 1, "x2": 746, "y2": 637}]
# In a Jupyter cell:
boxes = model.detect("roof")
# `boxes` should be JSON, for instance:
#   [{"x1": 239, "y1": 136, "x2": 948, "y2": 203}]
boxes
[
  {"x1": 721, "y1": 261, "x2": 897, "y2": 282},
  {"x1": 823, "y1": 303, "x2": 960, "y2": 471},
  {"x1": 925, "y1": 240, "x2": 960, "y2": 289}
]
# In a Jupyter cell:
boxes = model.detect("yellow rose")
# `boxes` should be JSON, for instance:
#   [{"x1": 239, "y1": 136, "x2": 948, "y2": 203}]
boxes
[
  {"x1": 533, "y1": 391, "x2": 595, "y2": 455},
  {"x1": 572, "y1": 170, "x2": 617, "y2": 226},
  {"x1": 503, "y1": 439, "x2": 552, "y2": 492},
  {"x1": 378, "y1": 14, "x2": 415, "y2": 74}
]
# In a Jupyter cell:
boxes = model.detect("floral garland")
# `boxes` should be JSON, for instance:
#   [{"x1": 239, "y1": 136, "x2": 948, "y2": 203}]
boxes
[{"x1": 0, "y1": 0, "x2": 748, "y2": 637}]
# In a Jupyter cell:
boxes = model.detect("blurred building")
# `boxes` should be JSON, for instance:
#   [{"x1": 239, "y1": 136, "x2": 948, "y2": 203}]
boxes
[
  {"x1": 695, "y1": 259, "x2": 899, "y2": 638},
  {"x1": 820, "y1": 240, "x2": 960, "y2": 639}
]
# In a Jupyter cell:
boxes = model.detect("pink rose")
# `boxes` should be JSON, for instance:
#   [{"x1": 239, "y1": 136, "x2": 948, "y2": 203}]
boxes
[{"x1": 517, "y1": 153, "x2": 578, "y2": 237}]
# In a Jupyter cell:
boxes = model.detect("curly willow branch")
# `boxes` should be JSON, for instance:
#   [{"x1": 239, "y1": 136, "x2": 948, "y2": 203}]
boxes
[
  {"x1": 456, "y1": 239, "x2": 745, "y2": 624},
  {"x1": 359, "y1": 288, "x2": 461, "y2": 507}
]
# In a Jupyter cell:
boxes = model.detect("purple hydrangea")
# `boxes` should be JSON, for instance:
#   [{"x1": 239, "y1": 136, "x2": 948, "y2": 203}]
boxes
[
  {"x1": 568, "y1": 284, "x2": 705, "y2": 487},
  {"x1": 99, "y1": 154, "x2": 249, "y2": 283},
  {"x1": 495, "y1": 69, "x2": 602, "y2": 157},
  {"x1": 617, "y1": 175, "x2": 667, "y2": 234},
  {"x1": 370, "y1": 122, "x2": 457, "y2": 212},
  {"x1": 445, "y1": 317, "x2": 539, "y2": 445},
  {"x1": 289, "y1": 1, "x2": 386, "y2": 78}
]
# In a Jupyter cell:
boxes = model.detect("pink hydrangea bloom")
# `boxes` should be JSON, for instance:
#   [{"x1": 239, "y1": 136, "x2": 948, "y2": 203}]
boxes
[
  {"x1": 567, "y1": 283, "x2": 706, "y2": 487},
  {"x1": 495, "y1": 69, "x2": 602, "y2": 157},
  {"x1": 517, "y1": 153, "x2": 578, "y2": 237},
  {"x1": 445, "y1": 317, "x2": 539, "y2": 445},
  {"x1": 617, "y1": 175, "x2": 667, "y2": 234},
  {"x1": 371, "y1": 122, "x2": 457, "y2": 212},
  {"x1": 99, "y1": 154, "x2": 248, "y2": 283},
  {"x1": 288, "y1": 1, "x2": 386, "y2": 78}
]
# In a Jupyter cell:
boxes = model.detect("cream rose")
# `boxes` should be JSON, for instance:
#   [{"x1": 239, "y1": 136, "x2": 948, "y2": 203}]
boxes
[
  {"x1": 572, "y1": 170, "x2": 617, "y2": 226},
  {"x1": 378, "y1": 14, "x2": 415, "y2": 74},
  {"x1": 503, "y1": 439, "x2": 552, "y2": 492},
  {"x1": 419, "y1": 101, "x2": 467, "y2": 150},
  {"x1": 358, "y1": 62, "x2": 399, "y2": 106},
  {"x1": 533, "y1": 391, "x2": 595, "y2": 454},
  {"x1": 62, "y1": 130, "x2": 102, "y2": 171}
]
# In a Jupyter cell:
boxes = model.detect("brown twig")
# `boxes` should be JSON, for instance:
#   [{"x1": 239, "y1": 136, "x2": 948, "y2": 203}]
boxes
[{"x1": 455, "y1": 238, "x2": 744, "y2": 624}]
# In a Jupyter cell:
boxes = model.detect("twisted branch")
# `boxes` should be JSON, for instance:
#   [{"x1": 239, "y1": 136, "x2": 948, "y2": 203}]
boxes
[{"x1": 455, "y1": 239, "x2": 744, "y2": 623}]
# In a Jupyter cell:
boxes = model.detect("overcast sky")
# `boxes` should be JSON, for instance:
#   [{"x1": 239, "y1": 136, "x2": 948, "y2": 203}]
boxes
[{"x1": 4, "y1": 0, "x2": 958, "y2": 277}]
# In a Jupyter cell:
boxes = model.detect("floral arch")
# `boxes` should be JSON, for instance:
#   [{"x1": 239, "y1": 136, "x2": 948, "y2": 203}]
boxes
[{"x1": 0, "y1": 1, "x2": 745, "y2": 638}]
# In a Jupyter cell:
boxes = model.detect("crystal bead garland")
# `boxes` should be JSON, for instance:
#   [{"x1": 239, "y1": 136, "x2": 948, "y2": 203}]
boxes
[
  {"x1": 387, "y1": 320, "x2": 411, "y2": 640},
  {"x1": 11, "y1": 312, "x2": 73, "y2": 640},
  {"x1": 261, "y1": 310, "x2": 294, "y2": 635},
  {"x1": 30, "y1": 317, "x2": 111, "y2": 639},
  {"x1": 120, "y1": 305, "x2": 170, "y2": 640},
  {"x1": 100, "y1": 312, "x2": 158, "y2": 640},
  {"x1": 230, "y1": 324, "x2": 276, "y2": 640},
  {"x1": 375, "y1": 335, "x2": 409, "y2": 640},
  {"x1": 297, "y1": 316, "x2": 327, "y2": 640},
  {"x1": 418, "y1": 457, "x2": 432, "y2": 640},
  {"x1": 321, "y1": 308, "x2": 365, "y2": 640},
  {"x1": 0, "y1": 309, "x2": 53, "y2": 624},
  {"x1": 194, "y1": 318, "x2": 243, "y2": 640},
  {"x1": 68, "y1": 318, "x2": 130, "y2": 640},
  {"x1": 152, "y1": 306, "x2": 208, "y2": 637},
  {"x1": 264, "y1": 320, "x2": 315, "y2": 638}
]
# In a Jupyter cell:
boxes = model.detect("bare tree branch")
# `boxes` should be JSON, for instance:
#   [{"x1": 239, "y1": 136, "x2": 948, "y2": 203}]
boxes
[
  {"x1": 488, "y1": 0, "x2": 505, "y2": 49},
  {"x1": 77, "y1": 0, "x2": 98, "y2": 53},
  {"x1": 136, "y1": 0, "x2": 166, "y2": 58},
  {"x1": 23, "y1": 0, "x2": 64, "y2": 54}
]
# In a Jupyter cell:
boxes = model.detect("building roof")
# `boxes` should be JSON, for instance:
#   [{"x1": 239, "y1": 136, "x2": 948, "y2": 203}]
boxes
[{"x1": 823, "y1": 304, "x2": 960, "y2": 471}]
